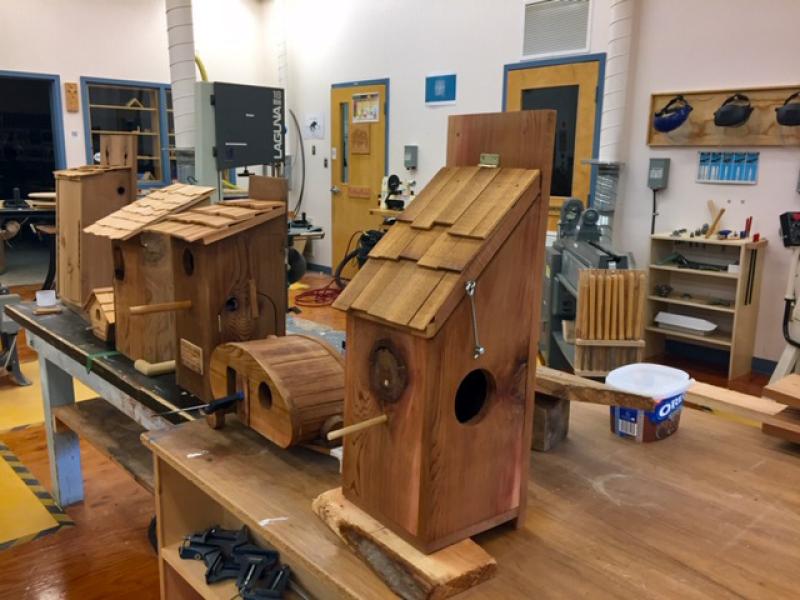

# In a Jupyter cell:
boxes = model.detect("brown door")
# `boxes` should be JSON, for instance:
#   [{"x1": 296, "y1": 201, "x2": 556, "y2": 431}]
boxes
[
  {"x1": 330, "y1": 82, "x2": 387, "y2": 278},
  {"x1": 505, "y1": 59, "x2": 601, "y2": 230}
]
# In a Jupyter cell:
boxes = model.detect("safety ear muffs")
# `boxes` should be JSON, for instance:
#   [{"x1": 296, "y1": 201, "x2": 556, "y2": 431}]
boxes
[
  {"x1": 776, "y1": 91, "x2": 800, "y2": 126},
  {"x1": 714, "y1": 93, "x2": 753, "y2": 127},
  {"x1": 653, "y1": 95, "x2": 693, "y2": 133}
]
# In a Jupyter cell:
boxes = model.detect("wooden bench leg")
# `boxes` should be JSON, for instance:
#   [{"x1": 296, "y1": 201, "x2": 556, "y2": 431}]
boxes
[
  {"x1": 532, "y1": 393, "x2": 570, "y2": 452},
  {"x1": 39, "y1": 356, "x2": 84, "y2": 506}
]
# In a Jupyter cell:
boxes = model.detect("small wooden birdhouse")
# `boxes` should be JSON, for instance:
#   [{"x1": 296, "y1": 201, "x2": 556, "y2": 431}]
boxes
[
  {"x1": 84, "y1": 183, "x2": 215, "y2": 364},
  {"x1": 145, "y1": 199, "x2": 288, "y2": 400},
  {"x1": 332, "y1": 111, "x2": 555, "y2": 553},
  {"x1": 83, "y1": 287, "x2": 115, "y2": 343},
  {"x1": 55, "y1": 134, "x2": 137, "y2": 309}
]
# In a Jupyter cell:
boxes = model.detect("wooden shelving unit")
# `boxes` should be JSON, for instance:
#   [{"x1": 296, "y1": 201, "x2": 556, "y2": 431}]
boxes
[{"x1": 645, "y1": 233, "x2": 767, "y2": 379}]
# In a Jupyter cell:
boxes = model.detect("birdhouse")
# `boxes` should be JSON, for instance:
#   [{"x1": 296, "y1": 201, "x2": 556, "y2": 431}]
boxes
[
  {"x1": 83, "y1": 287, "x2": 115, "y2": 342},
  {"x1": 144, "y1": 199, "x2": 288, "y2": 400},
  {"x1": 84, "y1": 183, "x2": 215, "y2": 364},
  {"x1": 332, "y1": 110, "x2": 555, "y2": 553},
  {"x1": 55, "y1": 134, "x2": 137, "y2": 308}
]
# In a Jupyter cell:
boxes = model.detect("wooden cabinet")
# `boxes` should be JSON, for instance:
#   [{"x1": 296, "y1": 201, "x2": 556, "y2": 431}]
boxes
[{"x1": 645, "y1": 234, "x2": 767, "y2": 379}]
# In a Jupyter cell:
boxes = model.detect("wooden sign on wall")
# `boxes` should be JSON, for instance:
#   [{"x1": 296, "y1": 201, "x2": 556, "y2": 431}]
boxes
[
  {"x1": 648, "y1": 84, "x2": 800, "y2": 147},
  {"x1": 64, "y1": 82, "x2": 79, "y2": 113},
  {"x1": 351, "y1": 123, "x2": 370, "y2": 154}
]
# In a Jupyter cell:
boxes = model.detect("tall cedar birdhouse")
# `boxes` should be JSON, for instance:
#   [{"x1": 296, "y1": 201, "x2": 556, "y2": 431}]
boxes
[
  {"x1": 332, "y1": 111, "x2": 555, "y2": 553},
  {"x1": 144, "y1": 199, "x2": 287, "y2": 400},
  {"x1": 84, "y1": 183, "x2": 215, "y2": 364},
  {"x1": 55, "y1": 134, "x2": 137, "y2": 308}
]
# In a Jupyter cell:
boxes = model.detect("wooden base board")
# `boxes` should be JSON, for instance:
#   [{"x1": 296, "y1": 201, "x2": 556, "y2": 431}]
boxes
[
  {"x1": 761, "y1": 407, "x2": 800, "y2": 445},
  {"x1": 763, "y1": 374, "x2": 800, "y2": 408},
  {"x1": 312, "y1": 488, "x2": 496, "y2": 600}
]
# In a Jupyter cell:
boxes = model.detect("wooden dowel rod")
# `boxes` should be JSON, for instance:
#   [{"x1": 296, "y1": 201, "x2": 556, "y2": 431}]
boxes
[
  {"x1": 326, "y1": 414, "x2": 388, "y2": 441},
  {"x1": 129, "y1": 300, "x2": 192, "y2": 316},
  {"x1": 134, "y1": 359, "x2": 176, "y2": 377}
]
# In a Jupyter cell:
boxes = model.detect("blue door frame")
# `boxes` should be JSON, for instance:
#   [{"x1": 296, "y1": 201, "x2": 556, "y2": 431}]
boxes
[
  {"x1": 80, "y1": 76, "x2": 172, "y2": 187},
  {"x1": 502, "y1": 53, "x2": 606, "y2": 206},
  {"x1": 331, "y1": 78, "x2": 390, "y2": 176},
  {"x1": 0, "y1": 69, "x2": 67, "y2": 170}
]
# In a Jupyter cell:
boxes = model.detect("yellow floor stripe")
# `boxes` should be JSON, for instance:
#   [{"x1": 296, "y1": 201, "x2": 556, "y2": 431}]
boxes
[
  {"x1": 0, "y1": 442, "x2": 73, "y2": 550},
  {"x1": 0, "y1": 361, "x2": 95, "y2": 432}
]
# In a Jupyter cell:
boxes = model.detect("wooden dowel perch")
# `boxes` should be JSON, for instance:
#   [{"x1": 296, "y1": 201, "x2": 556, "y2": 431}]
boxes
[
  {"x1": 134, "y1": 359, "x2": 176, "y2": 377},
  {"x1": 129, "y1": 300, "x2": 192, "y2": 316},
  {"x1": 326, "y1": 414, "x2": 388, "y2": 441}
]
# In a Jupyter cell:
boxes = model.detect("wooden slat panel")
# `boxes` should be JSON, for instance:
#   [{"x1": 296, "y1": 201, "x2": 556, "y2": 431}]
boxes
[
  {"x1": 399, "y1": 226, "x2": 444, "y2": 261},
  {"x1": 416, "y1": 232, "x2": 482, "y2": 272},
  {"x1": 395, "y1": 167, "x2": 458, "y2": 223},
  {"x1": 407, "y1": 272, "x2": 460, "y2": 331},
  {"x1": 432, "y1": 167, "x2": 502, "y2": 226},
  {"x1": 367, "y1": 262, "x2": 444, "y2": 326},
  {"x1": 409, "y1": 166, "x2": 482, "y2": 230},
  {"x1": 350, "y1": 260, "x2": 406, "y2": 313},
  {"x1": 368, "y1": 222, "x2": 415, "y2": 260},
  {"x1": 169, "y1": 213, "x2": 237, "y2": 228},
  {"x1": 332, "y1": 260, "x2": 383, "y2": 311},
  {"x1": 449, "y1": 170, "x2": 538, "y2": 239}
]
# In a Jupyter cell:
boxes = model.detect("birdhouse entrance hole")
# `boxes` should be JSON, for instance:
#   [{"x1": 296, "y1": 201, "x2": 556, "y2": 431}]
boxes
[
  {"x1": 258, "y1": 382, "x2": 272, "y2": 409},
  {"x1": 454, "y1": 369, "x2": 493, "y2": 424}
]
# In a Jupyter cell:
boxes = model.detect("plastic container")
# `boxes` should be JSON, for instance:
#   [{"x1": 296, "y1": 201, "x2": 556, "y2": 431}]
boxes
[
  {"x1": 605, "y1": 363, "x2": 693, "y2": 442},
  {"x1": 35, "y1": 290, "x2": 57, "y2": 308}
]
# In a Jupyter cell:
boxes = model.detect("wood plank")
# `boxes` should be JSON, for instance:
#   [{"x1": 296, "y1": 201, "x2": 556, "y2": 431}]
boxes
[
  {"x1": 448, "y1": 169, "x2": 538, "y2": 239},
  {"x1": 349, "y1": 260, "x2": 405, "y2": 313},
  {"x1": 395, "y1": 167, "x2": 458, "y2": 223},
  {"x1": 52, "y1": 398, "x2": 153, "y2": 492},
  {"x1": 416, "y1": 231, "x2": 482, "y2": 272},
  {"x1": 367, "y1": 264, "x2": 445, "y2": 326},
  {"x1": 367, "y1": 221, "x2": 415, "y2": 260},
  {"x1": 686, "y1": 381, "x2": 788, "y2": 419},
  {"x1": 331, "y1": 259, "x2": 383, "y2": 311},
  {"x1": 763, "y1": 374, "x2": 800, "y2": 408},
  {"x1": 407, "y1": 272, "x2": 460, "y2": 331},
  {"x1": 410, "y1": 166, "x2": 486, "y2": 230},
  {"x1": 535, "y1": 366, "x2": 657, "y2": 410},
  {"x1": 313, "y1": 488, "x2": 496, "y2": 599}
]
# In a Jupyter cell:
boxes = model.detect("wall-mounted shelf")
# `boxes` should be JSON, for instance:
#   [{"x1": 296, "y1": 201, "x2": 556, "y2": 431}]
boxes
[
  {"x1": 647, "y1": 84, "x2": 800, "y2": 147},
  {"x1": 646, "y1": 233, "x2": 766, "y2": 380}
]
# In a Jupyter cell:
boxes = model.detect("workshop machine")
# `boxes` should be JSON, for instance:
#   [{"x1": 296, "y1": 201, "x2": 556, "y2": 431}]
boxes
[
  {"x1": 540, "y1": 199, "x2": 634, "y2": 371},
  {"x1": 771, "y1": 211, "x2": 800, "y2": 382}
]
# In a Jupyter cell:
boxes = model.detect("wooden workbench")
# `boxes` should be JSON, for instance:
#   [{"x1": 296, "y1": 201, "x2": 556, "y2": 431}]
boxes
[{"x1": 144, "y1": 402, "x2": 800, "y2": 599}]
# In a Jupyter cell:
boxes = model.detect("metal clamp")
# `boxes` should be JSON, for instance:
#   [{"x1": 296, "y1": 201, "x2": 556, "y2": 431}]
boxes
[{"x1": 465, "y1": 280, "x2": 485, "y2": 359}]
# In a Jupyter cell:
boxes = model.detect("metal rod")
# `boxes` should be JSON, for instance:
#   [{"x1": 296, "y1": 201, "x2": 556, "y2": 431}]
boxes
[{"x1": 465, "y1": 280, "x2": 485, "y2": 359}]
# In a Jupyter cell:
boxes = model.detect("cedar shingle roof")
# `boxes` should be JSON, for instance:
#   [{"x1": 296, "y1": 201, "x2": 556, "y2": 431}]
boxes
[
  {"x1": 333, "y1": 165, "x2": 540, "y2": 336},
  {"x1": 145, "y1": 199, "x2": 285, "y2": 245},
  {"x1": 84, "y1": 183, "x2": 214, "y2": 240}
]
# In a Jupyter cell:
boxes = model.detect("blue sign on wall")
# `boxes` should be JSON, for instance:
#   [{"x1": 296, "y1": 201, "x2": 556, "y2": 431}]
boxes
[{"x1": 425, "y1": 73, "x2": 457, "y2": 105}]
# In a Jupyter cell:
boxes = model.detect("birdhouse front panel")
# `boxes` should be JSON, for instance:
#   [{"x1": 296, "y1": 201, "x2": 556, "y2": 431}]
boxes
[
  {"x1": 153, "y1": 200, "x2": 288, "y2": 400},
  {"x1": 335, "y1": 165, "x2": 546, "y2": 552}
]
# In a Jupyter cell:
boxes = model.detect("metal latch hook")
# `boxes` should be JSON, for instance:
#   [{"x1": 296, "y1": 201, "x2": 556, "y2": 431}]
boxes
[{"x1": 465, "y1": 280, "x2": 485, "y2": 359}]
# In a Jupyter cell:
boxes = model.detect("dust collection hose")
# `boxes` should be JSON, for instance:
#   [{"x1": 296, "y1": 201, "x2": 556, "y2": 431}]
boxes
[{"x1": 782, "y1": 299, "x2": 800, "y2": 349}]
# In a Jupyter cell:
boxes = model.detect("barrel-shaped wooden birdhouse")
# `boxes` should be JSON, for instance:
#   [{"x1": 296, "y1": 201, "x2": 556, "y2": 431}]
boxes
[
  {"x1": 209, "y1": 335, "x2": 345, "y2": 448},
  {"x1": 332, "y1": 110, "x2": 555, "y2": 553}
]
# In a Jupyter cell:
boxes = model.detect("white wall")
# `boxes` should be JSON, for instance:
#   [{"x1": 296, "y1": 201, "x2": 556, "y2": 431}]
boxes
[
  {"x1": 0, "y1": 0, "x2": 170, "y2": 167},
  {"x1": 0, "y1": 0, "x2": 276, "y2": 168},
  {"x1": 282, "y1": 0, "x2": 800, "y2": 362},
  {"x1": 281, "y1": 0, "x2": 609, "y2": 268},
  {"x1": 615, "y1": 0, "x2": 800, "y2": 362}
]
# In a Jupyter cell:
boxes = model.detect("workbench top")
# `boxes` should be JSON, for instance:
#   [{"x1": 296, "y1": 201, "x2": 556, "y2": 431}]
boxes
[{"x1": 143, "y1": 401, "x2": 800, "y2": 598}]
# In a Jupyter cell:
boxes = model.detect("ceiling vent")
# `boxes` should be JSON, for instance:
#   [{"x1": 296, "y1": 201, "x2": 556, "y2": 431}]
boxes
[{"x1": 523, "y1": 0, "x2": 590, "y2": 58}]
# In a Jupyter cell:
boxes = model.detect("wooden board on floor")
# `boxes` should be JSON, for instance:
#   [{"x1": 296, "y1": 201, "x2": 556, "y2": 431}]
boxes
[
  {"x1": 53, "y1": 398, "x2": 153, "y2": 493},
  {"x1": 312, "y1": 488, "x2": 496, "y2": 600},
  {"x1": 763, "y1": 374, "x2": 800, "y2": 408}
]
